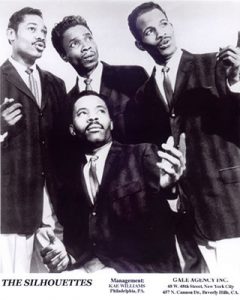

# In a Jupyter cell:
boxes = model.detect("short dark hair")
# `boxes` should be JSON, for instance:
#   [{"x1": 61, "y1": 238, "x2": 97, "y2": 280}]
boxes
[
  {"x1": 128, "y1": 2, "x2": 168, "y2": 41},
  {"x1": 8, "y1": 7, "x2": 42, "y2": 31},
  {"x1": 51, "y1": 15, "x2": 92, "y2": 57},
  {"x1": 69, "y1": 90, "x2": 113, "y2": 122}
]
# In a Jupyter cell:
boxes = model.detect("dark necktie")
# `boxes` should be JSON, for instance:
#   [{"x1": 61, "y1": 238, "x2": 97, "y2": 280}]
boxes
[
  {"x1": 25, "y1": 68, "x2": 40, "y2": 106},
  {"x1": 162, "y1": 66, "x2": 173, "y2": 108},
  {"x1": 84, "y1": 77, "x2": 93, "y2": 91},
  {"x1": 89, "y1": 155, "x2": 99, "y2": 202}
]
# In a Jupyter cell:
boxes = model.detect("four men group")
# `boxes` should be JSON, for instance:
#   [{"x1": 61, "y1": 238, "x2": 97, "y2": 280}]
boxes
[{"x1": 1, "y1": 1, "x2": 240, "y2": 274}]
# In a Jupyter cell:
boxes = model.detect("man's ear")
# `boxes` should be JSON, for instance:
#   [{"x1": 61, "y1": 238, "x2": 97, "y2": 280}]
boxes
[
  {"x1": 7, "y1": 28, "x2": 16, "y2": 45},
  {"x1": 69, "y1": 124, "x2": 76, "y2": 136},
  {"x1": 110, "y1": 120, "x2": 114, "y2": 131},
  {"x1": 135, "y1": 40, "x2": 145, "y2": 51},
  {"x1": 61, "y1": 53, "x2": 68, "y2": 62}
]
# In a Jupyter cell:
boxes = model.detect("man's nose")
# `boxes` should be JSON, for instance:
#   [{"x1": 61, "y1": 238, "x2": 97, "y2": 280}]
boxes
[
  {"x1": 88, "y1": 116, "x2": 98, "y2": 122},
  {"x1": 81, "y1": 40, "x2": 91, "y2": 52},
  {"x1": 156, "y1": 26, "x2": 165, "y2": 40},
  {"x1": 35, "y1": 29, "x2": 46, "y2": 41}
]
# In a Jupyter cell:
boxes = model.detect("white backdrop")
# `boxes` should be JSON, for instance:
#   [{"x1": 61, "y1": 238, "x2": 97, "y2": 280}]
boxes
[
  {"x1": 0, "y1": 0, "x2": 240, "y2": 91},
  {"x1": 1, "y1": 2, "x2": 240, "y2": 299}
]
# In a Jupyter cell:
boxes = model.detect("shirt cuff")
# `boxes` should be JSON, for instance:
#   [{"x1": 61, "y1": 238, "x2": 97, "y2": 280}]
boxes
[
  {"x1": 167, "y1": 197, "x2": 180, "y2": 213},
  {"x1": 227, "y1": 79, "x2": 240, "y2": 93},
  {"x1": 0, "y1": 132, "x2": 8, "y2": 142},
  {"x1": 68, "y1": 253, "x2": 76, "y2": 266}
]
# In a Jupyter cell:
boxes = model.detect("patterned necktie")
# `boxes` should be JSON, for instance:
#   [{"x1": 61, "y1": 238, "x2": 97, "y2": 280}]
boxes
[
  {"x1": 25, "y1": 67, "x2": 41, "y2": 107},
  {"x1": 162, "y1": 66, "x2": 173, "y2": 108},
  {"x1": 89, "y1": 155, "x2": 99, "y2": 202},
  {"x1": 84, "y1": 77, "x2": 93, "y2": 91}
]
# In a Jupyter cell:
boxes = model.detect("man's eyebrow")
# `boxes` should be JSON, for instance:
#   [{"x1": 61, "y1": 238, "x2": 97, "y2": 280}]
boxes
[
  {"x1": 26, "y1": 22, "x2": 37, "y2": 26},
  {"x1": 26, "y1": 22, "x2": 47, "y2": 32},
  {"x1": 84, "y1": 32, "x2": 92, "y2": 36},
  {"x1": 82, "y1": 32, "x2": 93, "y2": 39},
  {"x1": 96, "y1": 105, "x2": 107, "y2": 110},
  {"x1": 76, "y1": 107, "x2": 87, "y2": 113},
  {"x1": 68, "y1": 37, "x2": 78, "y2": 44}
]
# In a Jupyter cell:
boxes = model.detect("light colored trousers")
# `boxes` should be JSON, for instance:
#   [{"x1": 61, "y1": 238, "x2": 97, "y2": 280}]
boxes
[
  {"x1": 0, "y1": 187, "x2": 62, "y2": 273},
  {"x1": 198, "y1": 237, "x2": 240, "y2": 275}
]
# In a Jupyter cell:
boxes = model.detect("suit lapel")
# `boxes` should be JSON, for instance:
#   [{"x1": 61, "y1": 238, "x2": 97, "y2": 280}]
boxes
[
  {"x1": 145, "y1": 68, "x2": 169, "y2": 112},
  {"x1": 74, "y1": 143, "x2": 122, "y2": 207},
  {"x1": 74, "y1": 155, "x2": 93, "y2": 208},
  {"x1": 147, "y1": 52, "x2": 194, "y2": 112},
  {"x1": 2, "y1": 60, "x2": 36, "y2": 102},
  {"x1": 174, "y1": 50, "x2": 194, "y2": 103},
  {"x1": 67, "y1": 62, "x2": 114, "y2": 102},
  {"x1": 80, "y1": 162, "x2": 94, "y2": 208},
  {"x1": 99, "y1": 142, "x2": 122, "y2": 194},
  {"x1": 100, "y1": 62, "x2": 113, "y2": 99},
  {"x1": 38, "y1": 67, "x2": 47, "y2": 110},
  {"x1": 68, "y1": 77, "x2": 81, "y2": 100}
]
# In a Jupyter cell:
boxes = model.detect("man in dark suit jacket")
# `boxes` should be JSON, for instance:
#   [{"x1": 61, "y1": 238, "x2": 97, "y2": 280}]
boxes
[
  {"x1": 51, "y1": 15, "x2": 148, "y2": 143},
  {"x1": 127, "y1": 2, "x2": 240, "y2": 273},
  {"x1": 41, "y1": 91, "x2": 186, "y2": 273},
  {"x1": 0, "y1": 7, "x2": 67, "y2": 272}
]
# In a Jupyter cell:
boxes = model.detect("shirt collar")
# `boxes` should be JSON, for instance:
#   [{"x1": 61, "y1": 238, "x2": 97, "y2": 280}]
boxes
[
  {"x1": 9, "y1": 56, "x2": 37, "y2": 73},
  {"x1": 167, "y1": 48, "x2": 182, "y2": 70},
  {"x1": 85, "y1": 141, "x2": 112, "y2": 163},
  {"x1": 78, "y1": 61, "x2": 103, "y2": 92},
  {"x1": 155, "y1": 48, "x2": 182, "y2": 72}
]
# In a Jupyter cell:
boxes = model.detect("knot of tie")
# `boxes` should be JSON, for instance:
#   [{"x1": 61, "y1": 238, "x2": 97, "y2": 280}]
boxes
[
  {"x1": 25, "y1": 67, "x2": 33, "y2": 75},
  {"x1": 162, "y1": 66, "x2": 170, "y2": 74},
  {"x1": 84, "y1": 77, "x2": 93, "y2": 91},
  {"x1": 90, "y1": 155, "x2": 98, "y2": 163}
]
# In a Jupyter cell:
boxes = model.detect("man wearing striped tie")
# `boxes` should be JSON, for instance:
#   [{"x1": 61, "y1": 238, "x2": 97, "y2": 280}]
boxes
[
  {"x1": 0, "y1": 7, "x2": 67, "y2": 272},
  {"x1": 51, "y1": 15, "x2": 148, "y2": 143},
  {"x1": 127, "y1": 2, "x2": 240, "y2": 274},
  {"x1": 41, "y1": 90, "x2": 186, "y2": 273}
]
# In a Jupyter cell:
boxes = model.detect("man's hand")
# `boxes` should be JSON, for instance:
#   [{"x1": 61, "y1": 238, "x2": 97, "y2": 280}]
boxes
[
  {"x1": 217, "y1": 45, "x2": 240, "y2": 85},
  {"x1": 1, "y1": 98, "x2": 23, "y2": 126},
  {"x1": 40, "y1": 230, "x2": 69, "y2": 273},
  {"x1": 157, "y1": 134, "x2": 186, "y2": 188}
]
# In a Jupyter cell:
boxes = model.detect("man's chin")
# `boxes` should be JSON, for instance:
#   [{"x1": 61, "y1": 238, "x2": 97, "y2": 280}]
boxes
[
  {"x1": 158, "y1": 45, "x2": 176, "y2": 59},
  {"x1": 86, "y1": 135, "x2": 105, "y2": 145},
  {"x1": 74, "y1": 60, "x2": 98, "y2": 76},
  {"x1": 84, "y1": 139, "x2": 105, "y2": 151},
  {"x1": 84, "y1": 61, "x2": 98, "y2": 72}
]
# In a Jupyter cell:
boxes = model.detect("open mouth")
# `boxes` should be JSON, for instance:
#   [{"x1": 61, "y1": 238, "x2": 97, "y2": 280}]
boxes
[
  {"x1": 34, "y1": 42, "x2": 45, "y2": 52},
  {"x1": 86, "y1": 125, "x2": 103, "y2": 132},
  {"x1": 158, "y1": 38, "x2": 171, "y2": 49},
  {"x1": 82, "y1": 52, "x2": 96, "y2": 61}
]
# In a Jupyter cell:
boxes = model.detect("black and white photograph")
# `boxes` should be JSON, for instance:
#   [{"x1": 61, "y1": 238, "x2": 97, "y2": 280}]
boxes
[{"x1": 0, "y1": 0, "x2": 240, "y2": 299}]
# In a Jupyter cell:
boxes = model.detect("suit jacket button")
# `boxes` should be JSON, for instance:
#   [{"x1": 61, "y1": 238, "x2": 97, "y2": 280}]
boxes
[
  {"x1": 93, "y1": 242, "x2": 96, "y2": 247},
  {"x1": 171, "y1": 113, "x2": 176, "y2": 118}
]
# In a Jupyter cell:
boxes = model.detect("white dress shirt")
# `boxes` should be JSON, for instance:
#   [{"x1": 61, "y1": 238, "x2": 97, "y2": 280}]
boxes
[
  {"x1": 155, "y1": 48, "x2": 182, "y2": 103},
  {"x1": 77, "y1": 141, "x2": 116, "y2": 273},
  {"x1": 9, "y1": 56, "x2": 42, "y2": 104},
  {"x1": 1, "y1": 58, "x2": 42, "y2": 142},
  {"x1": 0, "y1": 58, "x2": 61, "y2": 273},
  {"x1": 83, "y1": 141, "x2": 112, "y2": 204},
  {"x1": 154, "y1": 48, "x2": 240, "y2": 101},
  {"x1": 77, "y1": 61, "x2": 103, "y2": 93}
]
